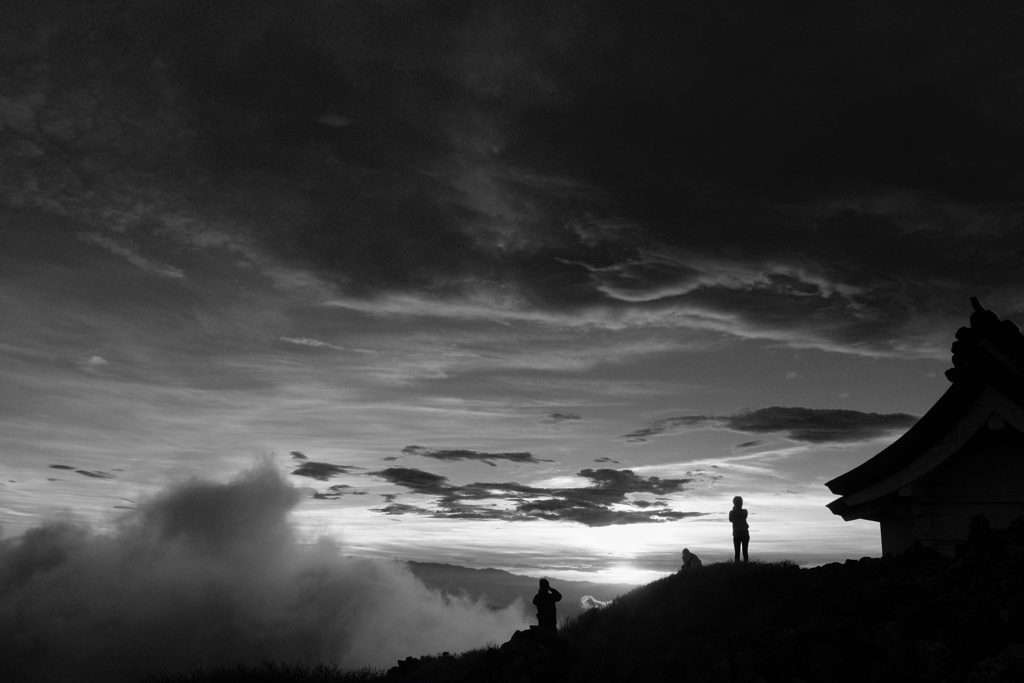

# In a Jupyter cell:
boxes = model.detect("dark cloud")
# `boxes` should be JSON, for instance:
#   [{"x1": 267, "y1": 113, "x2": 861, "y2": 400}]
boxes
[
  {"x1": 541, "y1": 412, "x2": 582, "y2": 424},
  {"x1": 593, "y1": 456, "x2": 620, "y2": 464},
  {"x1": 374, "y1": 503, "x2": 430, "y2": 516},
  {"x1": 401, "y1": 445, "x2": 552, "y2": 467},
  {"x1": 5, "y1": 1, "x2": 1023, "y2": 357},
  {"x1": 729, "y1": 407, "x2": 919, "y2": 443},
  {"x1": 74, "y1": 470, "x2": 116, "y2": 480},
  {"x1": 290, "y1": 461, "x2": 359, "y2": 481},
  {"x1": 622, "y1": 407, "x2": 918, "y2": 444},
  {"x1": 46, "y1": 465, "x2": 117, "y2": 479},
  {"x1": 371, "y1": 467, "x2": 450, "y2": 495},
  {"x1": 313, "y1": 485, "x2": 368, "y2": 500},
  {"x1": 516, "y1": 499, "x2": 697, "y2": 527},
  {"x1": 290, "y1": 451, "x2": 308, "y2": 461},
  {"x1": 368, "y1": 466, "x2": 697, "y2": 527}
]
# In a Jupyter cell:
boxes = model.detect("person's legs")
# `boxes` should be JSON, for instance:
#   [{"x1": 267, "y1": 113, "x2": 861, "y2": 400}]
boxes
[
  {"x1": 741, "y1": 536, "x2": 749, "y2": 562},
  {"x1": 733, "y1": 536, "x2": 741, "y2": 561}
]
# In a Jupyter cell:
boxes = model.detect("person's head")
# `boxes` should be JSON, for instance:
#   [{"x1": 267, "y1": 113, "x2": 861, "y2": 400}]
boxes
[
  {"x1": 682, "y1": 548, "x2": 691, "y2": 559},
  {"x1": 539, "y1": 578, "x2": 549, "y2": 590},
  {"x1": 733, "y1": 495, "x2": 743, "y2": 508}
]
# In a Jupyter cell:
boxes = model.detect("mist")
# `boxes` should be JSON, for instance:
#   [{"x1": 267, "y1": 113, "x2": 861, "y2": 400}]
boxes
[
  {"x1": 580, "y1": 595, "x2": 613, "y2": 610},
  {"x1": 0, "y1": 462, "x2": 528, "y2": 683}
]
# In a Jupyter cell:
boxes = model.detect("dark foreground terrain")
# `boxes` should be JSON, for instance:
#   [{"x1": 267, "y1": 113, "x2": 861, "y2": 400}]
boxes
[{"x1": 146, "y1": 525, "x2": 1024, "y2": 683}]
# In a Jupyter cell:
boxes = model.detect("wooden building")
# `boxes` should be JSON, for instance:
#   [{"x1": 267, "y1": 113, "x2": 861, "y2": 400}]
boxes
[{"x1": 826, "y1": 299, "x2": 1024, "y2": 556}]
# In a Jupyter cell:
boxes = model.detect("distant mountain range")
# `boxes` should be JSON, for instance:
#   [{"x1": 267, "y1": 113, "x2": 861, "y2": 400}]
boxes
[{"x1": 404, "y1": 561, "x2": 637, "y2": 621}]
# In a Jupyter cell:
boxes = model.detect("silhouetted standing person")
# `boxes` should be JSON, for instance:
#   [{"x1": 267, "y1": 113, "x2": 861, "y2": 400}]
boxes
[
  {"x1": 730, "y1": 496, "x2": 749, "y2": 562},
  {"x1": 532, "y1": 578, "x2": 562, "y2": 632}
]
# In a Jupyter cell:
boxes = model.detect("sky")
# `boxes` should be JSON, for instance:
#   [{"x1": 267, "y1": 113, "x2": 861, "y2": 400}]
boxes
[{"x1": 3, "y1": 0, "x2": 1024, "y2": 595}]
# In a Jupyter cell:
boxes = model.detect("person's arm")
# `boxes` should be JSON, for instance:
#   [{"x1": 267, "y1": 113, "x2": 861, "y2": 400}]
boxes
[{"x1": 552, "y1": 588, "x2": 562, "y2": 602}]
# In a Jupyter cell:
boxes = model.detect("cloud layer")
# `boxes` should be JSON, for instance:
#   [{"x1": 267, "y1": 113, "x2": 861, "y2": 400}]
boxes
[
  {"x1": 3, "y1": 0, "x2": 1022, "y2": 358},
  {"x1": 0, "y1": 463, "x2": 526, "y2": 683}
]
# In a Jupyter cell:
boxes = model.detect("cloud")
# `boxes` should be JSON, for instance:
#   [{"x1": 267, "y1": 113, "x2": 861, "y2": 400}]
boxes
[
  {"x1": 515, "y1": 499, "x2": 698, "y2": 527},
  {"x1": 313, "y1": 484, "x2": 369, "y2": 500},
  {"x1": 280, "y1": 337, "x2": 348, "y2": 352},
  {"x1": 290, "y1": 461, "x2": 359, "y2": 481},
  {"x1": 621, "y1": 406, "x2": 918, "y2": 444},
  {"x1": 0, "y1": 462, "x2": 527, "y2": 683},
  {"x1": 374, "y1": 502, "x2": 430, "y2": 516},
  {"x1": 728, "y1": 407, "x2": 919, "y2": 443},
  {"x1": 78, "y1": 233, "x2": 185, "y2": 279},
  {"x1": 367, "y1": 467, "x2": 699, "y2": 527},
  {"x1": 372, "y1": 467, "x2": 450, "y2": 495},
  {"x1": 73, "y1": 470, "x2": 116, "y2": 480},
  {"x1": 46, "y1": 465, "x2": 116, "y2": 480},
  {"x1": 401, "y1": 445, "x2": 553, "y2": 467},
  {"x1": 6, "y1": 0, "x2": 1024, "y2": 361},
  {"x1": 581, "y1": 595, "x2": 612, "y2": 610},
  {"x1": 593, "y1": 456, "x2": 620, "y2": 464},
  {"x1": 540, "y1": 412, "x2": 582, "y2": 424}
]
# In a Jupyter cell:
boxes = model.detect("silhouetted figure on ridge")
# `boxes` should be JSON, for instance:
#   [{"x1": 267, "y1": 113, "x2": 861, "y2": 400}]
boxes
[
  {"x1": 532, "y1": 578, "x2": 562, "y2": 633},
  {"x1": 730, "y1": 495, "x2": 749, "y2": 562},
  {"x1": 681, "y1": 547, "x2": 702, "y2": 569}
]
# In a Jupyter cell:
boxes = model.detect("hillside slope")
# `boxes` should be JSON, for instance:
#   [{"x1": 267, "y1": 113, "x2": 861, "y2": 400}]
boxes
[
  {"x1": 143, "y1": 528, "x2": 1024, "y2": 682},
  {"x1": 390, "y1": 529, "x2": 1024, "y2": 682}
]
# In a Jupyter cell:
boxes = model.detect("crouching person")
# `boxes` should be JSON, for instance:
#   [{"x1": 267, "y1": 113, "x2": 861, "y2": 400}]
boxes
[{"x1": 681, "y1": 547, "x2": 702, "y2": 569}]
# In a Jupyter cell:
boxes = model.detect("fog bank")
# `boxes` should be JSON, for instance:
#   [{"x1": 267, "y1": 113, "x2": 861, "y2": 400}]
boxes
[{"x1": 0, "y1": 462, "x2": 528, "y2": 683}]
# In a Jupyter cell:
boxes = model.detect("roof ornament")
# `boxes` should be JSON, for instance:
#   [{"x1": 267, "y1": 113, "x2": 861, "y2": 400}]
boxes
[{"x1": 946, "y1": 297, "x2": 1024, "y2": 383}]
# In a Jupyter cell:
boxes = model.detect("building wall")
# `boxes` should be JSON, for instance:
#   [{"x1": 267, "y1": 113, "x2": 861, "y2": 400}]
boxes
[{"x1": 880, "y1": 427, "x2": 1024, "y2": 555}]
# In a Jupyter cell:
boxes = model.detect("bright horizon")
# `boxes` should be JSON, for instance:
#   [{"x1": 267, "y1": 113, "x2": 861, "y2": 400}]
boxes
[{"x1": 3, "y1": 1, "x2": 1022, "y2": 592}]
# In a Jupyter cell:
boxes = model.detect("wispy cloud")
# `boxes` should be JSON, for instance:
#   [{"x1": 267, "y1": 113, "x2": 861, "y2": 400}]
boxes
[
  {"x1": 79, "y1": 233, "x2": 184, "y2": 279},
  {"x1": 280, "y1": 337, "x2": 348, "y2": 352}
]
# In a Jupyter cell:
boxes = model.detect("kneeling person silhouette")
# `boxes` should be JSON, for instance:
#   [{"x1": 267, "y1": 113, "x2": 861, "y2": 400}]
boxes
[
  {"x1": 681, "y1": 547, "x2": 702, "y2": 569},
  {"x1": 532, "y1": 578, "x2": 562, "y2": 633}
]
